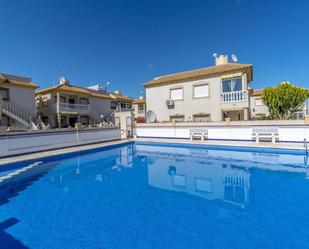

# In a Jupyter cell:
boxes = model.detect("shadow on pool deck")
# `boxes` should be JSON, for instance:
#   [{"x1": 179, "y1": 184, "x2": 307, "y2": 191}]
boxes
[{"x1": 0, "y1": 218, "x2": 29, "y2": 249}]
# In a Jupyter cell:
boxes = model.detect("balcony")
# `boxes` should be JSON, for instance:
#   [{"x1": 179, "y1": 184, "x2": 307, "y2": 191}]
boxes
[
  {"x1": 52, "y1": 103, "x2": 91, "y2": 114},
  {"x1": 221, "y1": 90, "x2": 248, "y2": 103},
  {"x1": 221, "y1": 90, "x2": 249, "y2": 110}
]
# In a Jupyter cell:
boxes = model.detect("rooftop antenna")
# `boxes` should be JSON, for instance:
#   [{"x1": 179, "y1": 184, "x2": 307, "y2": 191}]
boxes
[
  {"x1": 213, "y1": 53, "x2": 218, "y2": 58},
  {"x1": 231, "y1": 54, "x2": 238, "y2": 63}
]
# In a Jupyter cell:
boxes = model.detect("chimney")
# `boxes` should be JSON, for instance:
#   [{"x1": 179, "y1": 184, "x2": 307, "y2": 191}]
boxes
[
  {"x1": 215, "y1": 55, "x2": 229, "y2": 66},
  {"x1": 114, "y1": 90, "x2": 121, "y2": 95},
  {"x1": 139, "y1": 95, "x2": 144, "y2": 100}
]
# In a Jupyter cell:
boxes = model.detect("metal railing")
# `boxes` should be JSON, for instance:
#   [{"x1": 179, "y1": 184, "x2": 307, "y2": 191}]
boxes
[
  {"x1": 221, "y1": 90, "x2": 248, "y2": 103},
  {"x1": 2, "y1": 102, "x2": 32, "y2": 125}
]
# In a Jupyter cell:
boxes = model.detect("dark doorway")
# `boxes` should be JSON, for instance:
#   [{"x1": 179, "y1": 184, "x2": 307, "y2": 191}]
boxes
[
  {"x1": 68, "y1": 98, "x2": 75, "y2": 104},
  {"x1": 68, "y1": 117, "x2": 78, "y2": 127}
]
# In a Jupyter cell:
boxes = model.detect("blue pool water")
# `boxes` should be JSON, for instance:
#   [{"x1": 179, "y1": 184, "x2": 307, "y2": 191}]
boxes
[{"x1": 0, "y1": 142, "x2": 309, "y2": 249}]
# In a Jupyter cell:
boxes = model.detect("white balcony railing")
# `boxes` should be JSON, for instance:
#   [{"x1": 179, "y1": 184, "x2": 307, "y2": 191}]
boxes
[
  {"x1": 53, "y1": 103, "x2": 90, "y2": 113},
  {"x1": 221, "y1": 90, "x2": 248, "y2": 103}
]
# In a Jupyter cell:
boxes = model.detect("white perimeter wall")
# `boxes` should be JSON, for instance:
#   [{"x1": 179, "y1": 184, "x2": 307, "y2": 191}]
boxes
[
  {"x1": 135, "y1": 125, "x2": 309, "y2": 143},
  {"x1": 0, "y1": 128, "x2": 120, "y2": 157}
]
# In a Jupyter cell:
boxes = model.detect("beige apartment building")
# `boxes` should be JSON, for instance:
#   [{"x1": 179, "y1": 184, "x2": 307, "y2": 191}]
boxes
[
  {"x1": 144, "y1": 55, "x2": 253, "y2": 122},
  {"x1": 36, "y1": 79, "x2": 133, "y2": 128},
  {"x1": 0, "y1": 72, "x2": 38, "y2": 128},
  {"x1": 132, "y1": 96, "x2": 146, "y2": 120}
]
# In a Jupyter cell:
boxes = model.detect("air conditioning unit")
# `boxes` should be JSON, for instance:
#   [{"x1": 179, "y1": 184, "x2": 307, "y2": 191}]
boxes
[{"x1": 166, "y1": 100, "x2": 175, "y2": 107}]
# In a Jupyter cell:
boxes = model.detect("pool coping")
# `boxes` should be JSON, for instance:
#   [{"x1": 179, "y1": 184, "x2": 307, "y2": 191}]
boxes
[
  {"x1": 0, "y1": 139, "x2": 133, "y2": 166},
  {"x1": 134, "y1": 138, "x2": 307, "y2": 155},
  {"x1": 0, "y1": 137, "x2": 307, "y2": 167}
]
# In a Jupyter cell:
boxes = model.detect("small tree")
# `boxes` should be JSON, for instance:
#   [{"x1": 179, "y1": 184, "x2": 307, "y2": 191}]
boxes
[{"x1": 261, "y1": 82, "x2": 309, "y2": 120}]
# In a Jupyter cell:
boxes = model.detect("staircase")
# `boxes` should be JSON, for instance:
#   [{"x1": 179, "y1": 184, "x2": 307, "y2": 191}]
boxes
[
  {"x1": 89, "y1": 109, "x2": 114, "y2": 126},
  {"x1": 1, "y1": 102, "x2": 38, "y2": 130}
]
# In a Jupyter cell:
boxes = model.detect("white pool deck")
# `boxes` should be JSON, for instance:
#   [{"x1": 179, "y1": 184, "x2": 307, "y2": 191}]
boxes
[{"x1": 0, "y1": 138, "x2": 306, "y2": 166}]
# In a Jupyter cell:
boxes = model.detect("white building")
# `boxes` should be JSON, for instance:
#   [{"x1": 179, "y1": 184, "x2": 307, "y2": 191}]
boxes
[
  {"x1": 36, "y1": 80, "x2": 133, "y2": 128},
  {"x1": 144, "y1": 55, "x2": 253, "y2": 122},
  {"x1": 0, "y1": 72, "x2": 38, "y2": 129}
]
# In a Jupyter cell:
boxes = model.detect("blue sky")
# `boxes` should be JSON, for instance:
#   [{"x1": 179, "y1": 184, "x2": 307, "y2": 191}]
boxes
[{"x1": 0, "y1": 0, "x2": 308, "y2": 97}]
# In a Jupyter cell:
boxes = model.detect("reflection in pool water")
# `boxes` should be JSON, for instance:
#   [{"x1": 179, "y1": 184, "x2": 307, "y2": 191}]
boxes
[{"x1": 0, "y1": 143, "x2": 309, "y2": 249}]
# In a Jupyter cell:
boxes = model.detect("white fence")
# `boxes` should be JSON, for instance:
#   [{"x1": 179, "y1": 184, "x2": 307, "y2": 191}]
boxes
[
  {"x1": 0, "y1": 127, "x2": 120, "y2": 158},
  {"x1": 135, "y1": 124, "x2": 309, "y2": 143}
]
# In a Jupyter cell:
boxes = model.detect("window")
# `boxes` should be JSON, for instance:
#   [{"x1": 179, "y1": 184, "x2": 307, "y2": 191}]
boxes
[
  {"x1": 0, "y1": 87, "x2": 9, "y2": 100},
  {"x1": 79, "y1": 98, "x2": 89, "y2": 105},
  {"x1": 193, "y1": 114, "x2": 211, "y2": 122},
  {"x1": 193, "y1": 84, "x2": 209, "y2": 98},
  {"x1": 255, "y1": 98, "x2": 263, "y2": 106},
  {"x1": 111, "y1": 101, "x2": 118, "y2": 109},
  {"x1": 170, "y1": 115, "x2": 184, "y2": 122},
  {"x1": 222, "y1": 77, "x2": 242, "y2": 93},
  {"x1": 138, "y1": 104, "x2": 144, "y2": 111},
  {"x1": 120, "y1": 102, "x2": 132, "y2": 109},
  {"x1": 170, "y1": 88, "x2": 183, "y2": 100},
  {"x1": 42, "y1": 97, "x2": 48, "y2": 107}
]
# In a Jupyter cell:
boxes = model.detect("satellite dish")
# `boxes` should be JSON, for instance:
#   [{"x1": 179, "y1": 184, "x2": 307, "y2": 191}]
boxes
[
  {"x1": 146, "y1": 110, "x2": 156, "y2": 123},
  {"x1": 59, "y1": 76, "x2": 69, "y2": 85},
  {"x1": 213, "y1": 53, "x2": 218, "y2": 58},
  {"x1": 231, "y1": 54, "x2": 238, "y2": 63}
]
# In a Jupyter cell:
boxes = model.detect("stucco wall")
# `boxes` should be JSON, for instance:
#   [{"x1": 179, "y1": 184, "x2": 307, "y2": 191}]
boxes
[
  {"x1": 146, "y1": 74, "x2": 249, "y2": 122},
  {"x1": 89, "y1": 96, "x2": 113, "y2": 117},
  {"x1": 1, "y1": 83, "x2": 36, "y2": 118},
  {"x1": 250, "y1": 96, "x2": 269, "y2": 117},
  {"x1": 135, "y1": 121, "x2": 309, "y2": 143},
  {"x1": 0, "y1": 127, "x2": 120, "y2": 157},
  {"x1": 146, "y1": 77, "x2": 223, "y2": 122}
]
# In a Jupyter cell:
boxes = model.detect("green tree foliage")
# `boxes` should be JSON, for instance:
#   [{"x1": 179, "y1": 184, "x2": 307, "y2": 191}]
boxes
[{"x1": 261, "y1": 82, "x2": 309, "y2": 120}]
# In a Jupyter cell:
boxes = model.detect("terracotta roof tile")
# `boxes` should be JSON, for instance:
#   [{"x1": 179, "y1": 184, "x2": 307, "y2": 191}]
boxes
[
  {"x1": 144, "y1": 63, "x2": 253, "y2": 88},
  {"x1": 36, "y1": 83, "x2": 133, "y2": 102},
  {"x1": 132, "y1": 98, "x2": 146, "y2": 104},
  {"x1": 0, "y1": 72, "x2": 38, "y2": 88}
]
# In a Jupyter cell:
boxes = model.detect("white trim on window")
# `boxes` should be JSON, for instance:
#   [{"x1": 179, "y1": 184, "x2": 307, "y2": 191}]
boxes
[
  {"x1": 193, "y1": 84, "x2": 209, "y2": 98},
  {"x1": 170, "y1": 88, "x2": 183, "y2": 101}
]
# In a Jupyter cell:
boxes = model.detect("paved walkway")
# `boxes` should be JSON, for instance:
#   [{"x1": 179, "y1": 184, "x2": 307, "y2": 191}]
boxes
[
  {"x1": 0, "y1": 138, "x2": 306, "y2": 166},
  {"x1": 0, "y1": 139, "x2": 131, "y2": 166}
]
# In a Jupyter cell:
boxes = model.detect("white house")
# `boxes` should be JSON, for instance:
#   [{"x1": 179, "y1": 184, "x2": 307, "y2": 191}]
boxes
[
  {"x1": 0, "y1": 72, "x2": 38, "y2": 129},
  {"x1": 144, "y1": 55, "x2": 253, "y2": 122}
]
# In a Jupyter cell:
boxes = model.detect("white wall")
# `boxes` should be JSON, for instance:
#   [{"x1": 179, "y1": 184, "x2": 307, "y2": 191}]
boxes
[
  {"x1": 146, "y1": 77, "x2": 223, "y2": 122},
  {"x1": 3, "y1": 83, "x2": 36, "y2": 118},
  {"x1": 250, "y1": 96, "x2": 269, "y2": 117},
  {"x1": 135, "y1": 125, "x2": 309, "y2": 143},
  {"x1": 0, "y1": 128, "x2": 120, "y2": 157},
  {"x1": 146, "y1": 74, "x2": 250, "y2": 122}
]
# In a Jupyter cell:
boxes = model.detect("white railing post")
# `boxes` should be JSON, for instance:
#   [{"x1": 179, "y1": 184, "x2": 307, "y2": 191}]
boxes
[{"x1": 221, "y1": 90, "x2": 248, "y2": 103}]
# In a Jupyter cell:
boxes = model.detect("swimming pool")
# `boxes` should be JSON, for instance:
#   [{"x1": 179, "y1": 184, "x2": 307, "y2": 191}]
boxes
[{"x1": 0, "y1": 142, "x2": 309, "y2": 249}]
